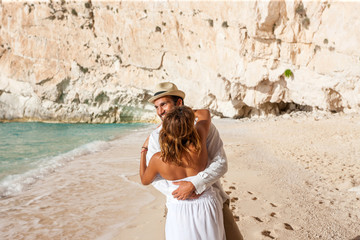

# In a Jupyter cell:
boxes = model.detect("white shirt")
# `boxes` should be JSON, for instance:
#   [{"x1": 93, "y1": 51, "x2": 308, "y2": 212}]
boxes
[{"x1": 146, "y1": 122, "x2": 229, "y2": 204}]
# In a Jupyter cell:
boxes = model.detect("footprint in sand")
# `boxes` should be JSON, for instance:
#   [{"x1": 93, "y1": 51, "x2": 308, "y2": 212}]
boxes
[
  {"x1": 230, "y1": 197, "x2": 238, "y2": 212},
  {"x1": 261, "y1": 230, "x2": 275, "y2": 239},
  {"x1": 284, "y1": 223, "x2": 294, "y2": 230},
  {"x1": 253, "y1": 216, "x2": 263, "y2": 222}
]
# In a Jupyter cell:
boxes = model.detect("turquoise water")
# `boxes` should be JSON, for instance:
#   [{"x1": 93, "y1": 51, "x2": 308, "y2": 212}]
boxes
[{"x1": 0, "y1": 122, "x2": 147, "y2": 196}]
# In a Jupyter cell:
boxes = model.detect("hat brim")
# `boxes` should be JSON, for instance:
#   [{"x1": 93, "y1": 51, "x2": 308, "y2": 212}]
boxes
[{"x1": 148, "y1": 90, "x2": 185, "y2": 103}]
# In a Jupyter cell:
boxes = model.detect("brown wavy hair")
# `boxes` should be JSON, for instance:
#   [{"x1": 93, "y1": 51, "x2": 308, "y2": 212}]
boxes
[{"x1": 159, "y1": 106, "x2": 201, "y2": 166}]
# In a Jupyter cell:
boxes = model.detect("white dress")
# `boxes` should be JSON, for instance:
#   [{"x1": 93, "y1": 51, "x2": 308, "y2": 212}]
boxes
[{"x1": 164, "y1": 176, "x2": 226, "y2": 240}]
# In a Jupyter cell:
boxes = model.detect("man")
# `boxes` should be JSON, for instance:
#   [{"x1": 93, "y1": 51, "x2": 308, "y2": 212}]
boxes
[{"x1": 145, "y1": 82, "x2": 243, "y2": 240}]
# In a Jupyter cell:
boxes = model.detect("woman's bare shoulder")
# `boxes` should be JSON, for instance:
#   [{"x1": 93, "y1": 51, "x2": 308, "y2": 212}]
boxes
[{"x1": 150, "y1": 152, "x2": 162, "y2": 163}]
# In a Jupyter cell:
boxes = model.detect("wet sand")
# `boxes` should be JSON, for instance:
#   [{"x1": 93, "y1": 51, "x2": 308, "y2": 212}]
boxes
[{"x1": 1, "y1": 113, "x2": 360, "y2": 239}]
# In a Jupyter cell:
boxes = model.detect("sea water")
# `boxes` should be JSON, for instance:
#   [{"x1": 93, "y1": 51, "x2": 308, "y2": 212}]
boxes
[
  {"x1": 0, "y1": 121, "x2": 160, "y2": 239},
  {"x1": 0, "y1": 122, "x2": 147, "y2": 198}
]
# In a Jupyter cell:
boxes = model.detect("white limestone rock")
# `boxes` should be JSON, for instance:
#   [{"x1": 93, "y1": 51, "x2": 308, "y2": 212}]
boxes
[{"x1": 0, "y1": 1, "x2": 359, "y2": 122}]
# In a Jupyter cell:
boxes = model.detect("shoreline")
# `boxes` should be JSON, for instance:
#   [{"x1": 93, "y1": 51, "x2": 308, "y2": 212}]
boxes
[
  {"x1": 0, "y1": 125, "x2": 162, "y2": 239},
  {"x1": 0, "y1": 122, "x2": 152, "y2": 198},
  {"x1": 0, "y1": 119, "x2": 158, "y2": 124}
]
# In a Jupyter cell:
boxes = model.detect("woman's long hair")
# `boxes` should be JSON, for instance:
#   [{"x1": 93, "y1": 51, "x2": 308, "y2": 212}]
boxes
[{"x1": 159, "y1": 106, "x2": 201, "y2": 166}]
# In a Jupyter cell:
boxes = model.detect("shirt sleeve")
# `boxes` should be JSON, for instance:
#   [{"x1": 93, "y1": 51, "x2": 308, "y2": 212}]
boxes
[
  {"x1": 190, "y1": 123, "x2": 228, "y2": 194},
  {"x1": 146, "y1": 127, "x2": 161, "y2": 166}
]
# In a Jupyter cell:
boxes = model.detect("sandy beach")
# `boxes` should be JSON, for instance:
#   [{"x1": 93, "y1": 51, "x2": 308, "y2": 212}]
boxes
[
  {"x1": 117, "y1": 112, "x2": 360, "y2": 240},
  {"x1": 1, "y1": 113, "x2": 360, "y2": 240},
  {"x1": 215, "y1": 113, "x2": 360, "y2": 240}
]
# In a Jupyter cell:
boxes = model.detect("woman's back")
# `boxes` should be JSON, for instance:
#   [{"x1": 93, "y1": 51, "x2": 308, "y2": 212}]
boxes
[
  {"x1": 149, "y1": 142, "x2": 207, "y2": 181},
  {"x1": 139, "y1": 107, "x2": 209, "y2": 186},
  {"x1": 153, "y1": 107, "x2": 210, "y2": 181}
]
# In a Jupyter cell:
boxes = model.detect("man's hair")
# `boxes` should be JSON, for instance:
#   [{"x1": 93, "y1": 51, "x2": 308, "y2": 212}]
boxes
[
  {"x1": 169, "y1": 95, "x2": 184, "y2": 106},
  {"x1": 159, "y1": 106, "x2": 201, "y2": 166}
]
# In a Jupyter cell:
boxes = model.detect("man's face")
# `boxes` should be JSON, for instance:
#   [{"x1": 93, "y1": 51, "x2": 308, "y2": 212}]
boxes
[{"x1": 154, "y1": 96, "x2": 178, "y2": 121}]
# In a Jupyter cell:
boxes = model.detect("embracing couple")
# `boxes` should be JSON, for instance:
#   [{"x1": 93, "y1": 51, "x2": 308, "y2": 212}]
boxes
[{"x1": 140, "y1": 82, "x2": 243, "y2": 240}]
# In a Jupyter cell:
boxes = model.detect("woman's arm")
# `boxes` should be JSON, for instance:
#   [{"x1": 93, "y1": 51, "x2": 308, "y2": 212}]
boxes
[{"x1": 139, "y1": 137, "x2": 160, "y2": 185}]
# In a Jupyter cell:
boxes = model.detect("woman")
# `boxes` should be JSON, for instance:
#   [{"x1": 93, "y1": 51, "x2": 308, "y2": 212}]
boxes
[{"x1": 140, "y1": 106, "x2": 225, "y2": 240}]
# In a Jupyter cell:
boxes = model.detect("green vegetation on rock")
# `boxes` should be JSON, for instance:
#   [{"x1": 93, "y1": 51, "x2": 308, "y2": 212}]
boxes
[{"x1": 284, "y1": 69, "x2": 293, "y2": 78}]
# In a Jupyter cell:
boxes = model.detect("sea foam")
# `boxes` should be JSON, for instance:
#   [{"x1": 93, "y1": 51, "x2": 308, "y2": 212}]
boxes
[{"x1": 0, "y1": 140, "x2": 110, "y2": 198}]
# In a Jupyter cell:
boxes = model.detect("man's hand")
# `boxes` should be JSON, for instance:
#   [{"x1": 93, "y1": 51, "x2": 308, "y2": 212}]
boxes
[
  {"x1": 172, "y1": 181, "x2": 199, "y2": 200},
  {"x1": 142, "y1": 136, "x2": 150, "y2": 149}
]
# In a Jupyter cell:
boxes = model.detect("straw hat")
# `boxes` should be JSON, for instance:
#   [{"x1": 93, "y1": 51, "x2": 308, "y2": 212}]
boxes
[{"x1": 148, "y1": 82, "x2": 185, "y2": 103}]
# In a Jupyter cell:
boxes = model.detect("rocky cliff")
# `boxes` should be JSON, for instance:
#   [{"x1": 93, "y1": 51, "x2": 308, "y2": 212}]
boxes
[{"x1": 1, "y1": 1, "x2": 359, "y2": 123}]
